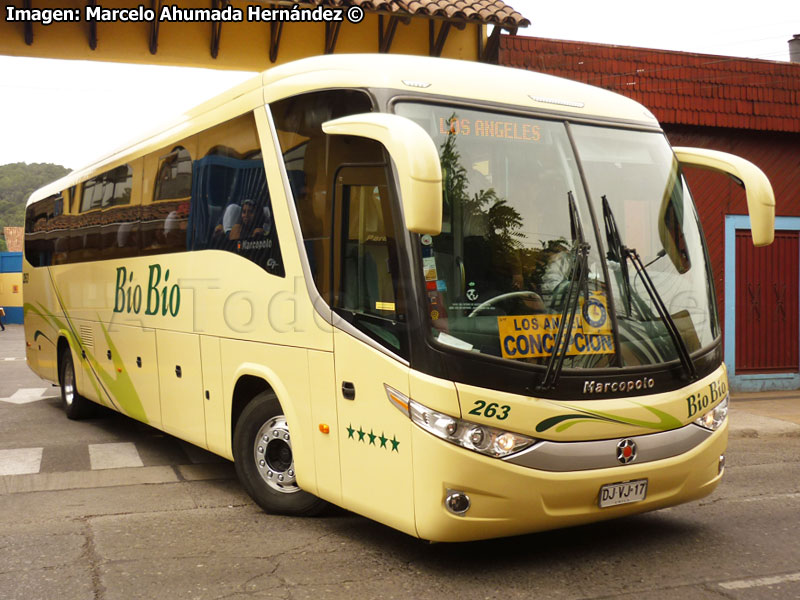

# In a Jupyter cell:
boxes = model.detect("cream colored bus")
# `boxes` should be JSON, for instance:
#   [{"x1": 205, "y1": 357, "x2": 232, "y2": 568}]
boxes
[{"x1": 24, "y1": 55, "x2": 775, "y2": 542}]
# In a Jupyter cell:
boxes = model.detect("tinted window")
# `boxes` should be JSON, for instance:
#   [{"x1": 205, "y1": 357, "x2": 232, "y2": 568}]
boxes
[
  {"x1": 334, "y1": 166, "x2": 408, "y2": 355},
  {"x1": 75, "y1": 165, "x2": 136, "y2": 261},
  {"x1": 191, "y1": 152, "x2": 284, "y2": 277},
  {"x1": 26, "y1": 112, "x2": 284, "y2": 272},
  {"x1": 142, "y1": 147, "x2": 191, "y2": 255},
  {"x1": 154, "y1": 147, "x2": 192, "y2": 201},
  {"x1": 24, "y1": 194, "x2": 57, "y2": 267},
  {"x1": 271, "y1": 90, "x2": 373, "y2": 301},
  {"x1": 102, "y1": 165, "x2": 138, "y2": 259},
  {"x1": 81, "y1": 178, "x2": 102, "y2": 212}
]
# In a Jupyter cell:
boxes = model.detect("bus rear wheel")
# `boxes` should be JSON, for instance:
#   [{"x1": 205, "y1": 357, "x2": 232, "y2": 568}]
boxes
[
  {"x1": 59, "y1": 350, "x2": 94, "y2": 420},
  {"x1": 233, "y1": 392, "x2": 327, "y2": 516}
]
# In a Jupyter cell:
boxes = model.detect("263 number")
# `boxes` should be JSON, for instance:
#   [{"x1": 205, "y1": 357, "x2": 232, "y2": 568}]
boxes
[{"x1": 468, "y1": 400, "x2": 510, "y2": 420}]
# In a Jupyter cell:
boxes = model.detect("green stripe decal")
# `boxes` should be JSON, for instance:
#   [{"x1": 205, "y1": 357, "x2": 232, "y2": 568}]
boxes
[
  {"x1": 536, "y1": 402, "x2": 682, "y2": 433},
  {"x1": 33, "y1": 329, "x2": 54, "y2": 345},
  {"x1": 24, "y1": 297, "x2": 148, "y2": 423}
]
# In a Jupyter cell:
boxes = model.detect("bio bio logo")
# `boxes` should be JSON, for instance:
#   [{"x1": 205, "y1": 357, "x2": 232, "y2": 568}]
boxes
[
  {"x1": 686, "y1": 379, "x2": 728, "y2": 418},
  {"x1": 114, "y1": 264, "x2": 181, "y2": 317}
]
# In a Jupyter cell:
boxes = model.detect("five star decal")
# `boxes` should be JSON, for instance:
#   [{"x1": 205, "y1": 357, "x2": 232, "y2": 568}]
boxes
[{"x1": 347, "y1": 424, "x2": 400, "y2": 452}]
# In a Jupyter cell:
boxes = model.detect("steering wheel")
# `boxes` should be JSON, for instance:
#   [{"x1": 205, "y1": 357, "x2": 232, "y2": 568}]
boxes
[{"x1": 468, "y1": 291, "x2": 544, "y2": 317}]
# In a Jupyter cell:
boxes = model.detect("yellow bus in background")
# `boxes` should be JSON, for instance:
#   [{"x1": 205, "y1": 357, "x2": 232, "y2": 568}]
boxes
[{"x1": 23, "y1": 55, "x2": 775, "y2": 542}]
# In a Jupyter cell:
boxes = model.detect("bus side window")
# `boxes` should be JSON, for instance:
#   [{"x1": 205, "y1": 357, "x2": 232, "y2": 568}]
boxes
[
  {"x1": 24, "y1": 195, "x2": 56, "y2": 267},
  {"x1": 51, "y1": 191, "x2": 70, "y2": 265},
  {"x1": 191, "y1": 152, "x2": 284, "y2": 276},
  {"x1": 142, "y1": 147, "x2": 191, "y2": 255},
  {"x1": 189, "y1": 113, "x2": 284, "y2": 277},
  {"x1": 101, "y1": 164, "x2": 139, "y2": 259},
  {"x1": 77, "y1": 175, "x2": 104, "y2": 260}
]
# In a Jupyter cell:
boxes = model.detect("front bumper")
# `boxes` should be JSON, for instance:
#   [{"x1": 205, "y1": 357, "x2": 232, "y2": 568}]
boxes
[{"x1": 412, "y1": 419, "x2": 727, "y2": 542}]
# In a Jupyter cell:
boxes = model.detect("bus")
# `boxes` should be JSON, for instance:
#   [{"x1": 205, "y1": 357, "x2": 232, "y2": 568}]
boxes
[{"x1": 23, "y1": 54, "x2": 775, "y2": 542}]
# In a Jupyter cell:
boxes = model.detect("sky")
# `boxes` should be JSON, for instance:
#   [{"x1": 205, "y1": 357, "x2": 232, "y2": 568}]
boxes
[{"x1": 1, "y1": 0, "x2": 798, "y2": 169}]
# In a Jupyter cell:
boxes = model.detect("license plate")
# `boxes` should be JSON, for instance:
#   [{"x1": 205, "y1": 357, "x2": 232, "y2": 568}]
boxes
[{"x1": 598, "y1": 479, "x2": 648, "y2": 508}]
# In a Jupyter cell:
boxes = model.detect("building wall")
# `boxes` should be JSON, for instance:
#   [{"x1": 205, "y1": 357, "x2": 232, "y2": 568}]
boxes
[
  {"x1": 3, "y1": 227, "x2": 24, "y2": 252},
  {"x1": 664, "y1": 127, "x2": 800, "y2": 389},
  {"x1": 664, "y1": 126, "x2": 800, "y2": 329},
  {"x1": 499, "y1": 35, "x2": 800, "y2": 389},
  {"x1": 0, "y1": 1, "x2": 488, "y2": 69},
  {"x1": 0, "y1": 252, "x2": 23, "y2": 324}
]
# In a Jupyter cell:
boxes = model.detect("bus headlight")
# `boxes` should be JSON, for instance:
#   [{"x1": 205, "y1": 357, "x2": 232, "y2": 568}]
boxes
[
  {"x1": 694, "y1": 396, "x2": 729, "y2": 431},
  {"x1": 385, "y1": 385, "x2": 536, "y2": 458}
]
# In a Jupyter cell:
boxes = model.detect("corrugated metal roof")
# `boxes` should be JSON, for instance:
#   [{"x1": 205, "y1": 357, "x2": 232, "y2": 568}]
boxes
[{"x1": 500, "y1": 36, "x2": 800, "y2": 132}]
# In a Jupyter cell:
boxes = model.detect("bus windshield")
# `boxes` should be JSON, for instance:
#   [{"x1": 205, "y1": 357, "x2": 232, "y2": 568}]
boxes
[{"x1": 394, "y1": 102, "x2": 718, "y2": 370}]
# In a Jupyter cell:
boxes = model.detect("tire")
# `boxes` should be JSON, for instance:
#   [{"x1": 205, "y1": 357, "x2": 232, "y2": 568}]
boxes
[
  {"x1": 59, "y1": 349, "x2": 95, "y2": 420},
  {"x1": 233, "y1": 391, "x2": 328, "y2": 516}
]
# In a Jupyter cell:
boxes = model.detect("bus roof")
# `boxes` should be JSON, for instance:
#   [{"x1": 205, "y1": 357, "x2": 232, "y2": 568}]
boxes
[
  {"x1": 260, "y1": 54, "x2": 658, "y2": 125},
  {"x1": 28, "y1": 54, "x2": 659, "y2": 206}
]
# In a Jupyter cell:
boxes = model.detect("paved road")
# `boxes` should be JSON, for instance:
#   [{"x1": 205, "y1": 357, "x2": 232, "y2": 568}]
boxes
[{"x1": 1, "y1": 324, "x2": 799, "y2": 599}]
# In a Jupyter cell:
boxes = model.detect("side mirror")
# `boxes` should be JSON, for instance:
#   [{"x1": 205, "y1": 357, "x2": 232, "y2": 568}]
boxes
[
  {"x1": 673, "y1": 146, "x2": 775, "y2": 246},
  {"x1": 322, "y1": 113, "x2": 443, "y2": 235}
]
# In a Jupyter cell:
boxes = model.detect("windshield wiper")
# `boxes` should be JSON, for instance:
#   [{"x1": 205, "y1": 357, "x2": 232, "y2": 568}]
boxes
[
  {"x1": 601, "y1": 197, "x2": 698, "y2": 381},
  {"x1": 539, "y1": 192, "x2": 590, "y2": 390},
  {"x1": 602, "y1": 195, "x2": 632, "y2": 317}
]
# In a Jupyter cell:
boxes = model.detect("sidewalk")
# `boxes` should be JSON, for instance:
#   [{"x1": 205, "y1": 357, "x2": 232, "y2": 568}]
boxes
[{"x1": 730, "y1": 390, "x2": 800, "y2": 438}]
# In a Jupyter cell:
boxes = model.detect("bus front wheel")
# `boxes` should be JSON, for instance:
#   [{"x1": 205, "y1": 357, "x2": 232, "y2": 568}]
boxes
[
  {"x1": 59, "y1": 350, "x2": 95, "y2": 420},
  {"x1": 233, "y1": 392, "x2": 327, "y2": 516}
]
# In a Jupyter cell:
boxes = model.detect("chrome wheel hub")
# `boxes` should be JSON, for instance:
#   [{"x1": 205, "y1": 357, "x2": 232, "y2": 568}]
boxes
[{"x1": 254, "y1": 416, "x2": 298, "y2": 494}]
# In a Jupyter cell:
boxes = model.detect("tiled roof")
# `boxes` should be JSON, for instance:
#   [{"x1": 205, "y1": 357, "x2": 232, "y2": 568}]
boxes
[
  {"x1": 500, "y1": 36, "x2": 800, "y2": 132},
  {"x1": 331, "y1": 0, "x2": 530, "y2": 26}
]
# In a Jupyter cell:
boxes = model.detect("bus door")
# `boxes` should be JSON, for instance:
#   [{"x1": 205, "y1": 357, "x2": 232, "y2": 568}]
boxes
[{"x1": 331, "y1": 165, "x2": 416, "y2": 534}]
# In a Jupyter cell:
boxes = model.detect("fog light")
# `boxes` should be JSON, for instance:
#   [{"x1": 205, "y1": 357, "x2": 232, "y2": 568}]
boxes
[
  {"x1": 444, "y1": 490, "x2": 471, "y2": 516},
  {"x1": 719, "y1": 454, "x2": 726, "y2": 474}
]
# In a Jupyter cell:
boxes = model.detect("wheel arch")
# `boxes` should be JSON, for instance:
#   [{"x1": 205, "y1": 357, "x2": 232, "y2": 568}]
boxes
[
  {"x1": 56, "y1": 329, "x2": 81, "y2": 385},
  {"x1": 228, "y1": 362, "x2": 317, "y2": 494},
  {"x1": 56, "y1": 335, "x2": 71, "y2": 384}
]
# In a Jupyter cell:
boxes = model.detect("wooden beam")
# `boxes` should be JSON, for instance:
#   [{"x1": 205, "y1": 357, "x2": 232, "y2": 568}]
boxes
[
  {"x1": 429, "y1": 20, "x2": 451, "y2": 57},
  {"x1": 210, "y1": 0, "x2": 228, "y2": 58},
  {"x1": 325, "y1": 21, "x2": 341, "y2": 54},
  {"x1": 148, "y1": 0, "x2": 163, "y2": 54},
  {"x1": 21, "y1": 0, "x2": 33, "y2": 45},
  {"x1": 480, "y1": 25, "x2": 515, "y2": 63},
  {"x1": 86, "y1": 0, "x2": 97, "y2": 50},
  {"x1": 378, "y1": 15, "x2": 405, "y2": 54},
  {"x1": 266, "y1": 4, "x2": 284, "y2": 63},
  {"x1": 269, "y1": 19, "x2": 283, "y2": 63}
]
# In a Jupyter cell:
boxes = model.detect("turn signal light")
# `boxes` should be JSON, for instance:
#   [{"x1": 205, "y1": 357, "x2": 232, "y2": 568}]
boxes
[{"x1": 319, "y1": 424, "x2": 330, "y2": 434}]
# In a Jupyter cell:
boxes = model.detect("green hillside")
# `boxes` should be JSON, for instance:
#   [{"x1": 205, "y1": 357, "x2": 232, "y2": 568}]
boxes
[{"x1": 0, "y1": 162, "x2": 70, "y2": 251}]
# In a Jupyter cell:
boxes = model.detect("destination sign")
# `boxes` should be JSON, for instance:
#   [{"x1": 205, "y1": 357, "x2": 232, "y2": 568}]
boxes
[
  {"x1": 497, "y1": 294, "x2": 613, "y2": 360},
  {"x1": 439, "y1": 117, "x2": 541, "y2": 141}
]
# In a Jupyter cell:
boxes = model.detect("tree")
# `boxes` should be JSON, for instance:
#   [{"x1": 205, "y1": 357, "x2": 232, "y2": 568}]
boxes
[
  {"x1": 0, "y1": 162, "x2": 70, "y2": 233},
  {"x1": 438, "y1": 119, "x2": 526, "y2": 290}
]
